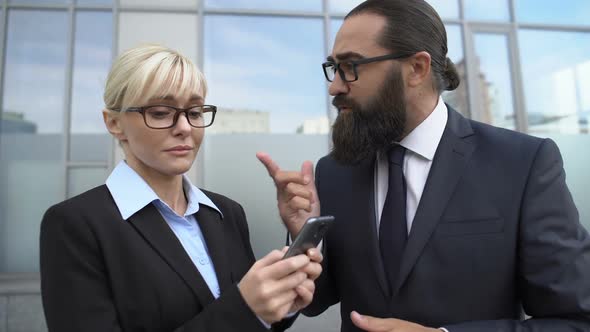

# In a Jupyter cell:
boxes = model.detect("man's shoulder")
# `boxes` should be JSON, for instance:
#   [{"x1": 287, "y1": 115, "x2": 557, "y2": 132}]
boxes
[{"x1": 468, "y1": 118, "x2": 546, "y2": 153}]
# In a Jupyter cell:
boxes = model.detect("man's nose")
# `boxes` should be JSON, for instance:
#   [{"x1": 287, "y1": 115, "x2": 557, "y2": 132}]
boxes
[{"x1": 328, "y1": 73, "x2": 350, "y2": 96}]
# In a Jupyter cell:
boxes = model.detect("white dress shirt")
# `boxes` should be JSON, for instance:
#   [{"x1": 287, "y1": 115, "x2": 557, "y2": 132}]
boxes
[{"x1": 375, "y1": 97, "x2": 448, "y2": 234}]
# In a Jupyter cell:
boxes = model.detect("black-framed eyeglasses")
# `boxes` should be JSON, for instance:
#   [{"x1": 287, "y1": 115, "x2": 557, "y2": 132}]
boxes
[
  {"x1": 322, "y1": 53, "x2": 413, "y2": 83},
  {"x1": 112, "y1": 105, "x2": 217, "y2": 129}
]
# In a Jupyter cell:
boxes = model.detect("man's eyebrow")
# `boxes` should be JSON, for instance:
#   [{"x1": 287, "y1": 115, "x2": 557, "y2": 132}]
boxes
[{"x1": 335, "y1": 52, "x2": 365, "y2": 61}]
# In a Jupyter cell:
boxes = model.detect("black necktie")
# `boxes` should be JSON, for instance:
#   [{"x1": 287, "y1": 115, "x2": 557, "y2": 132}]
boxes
[{"x1": 379, "y1": 144, "x2": 407, "y2": 295}]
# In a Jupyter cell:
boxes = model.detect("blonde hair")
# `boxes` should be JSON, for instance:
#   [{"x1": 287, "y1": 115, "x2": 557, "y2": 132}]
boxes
[{"x1": 104, "y1": 44, "x2": 207, "y2": 111}]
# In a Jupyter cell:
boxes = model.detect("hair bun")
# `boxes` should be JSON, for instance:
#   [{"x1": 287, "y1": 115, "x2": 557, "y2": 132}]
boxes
[{"x1": 443, "y1": 57, "x2": 460, "y2": 91}]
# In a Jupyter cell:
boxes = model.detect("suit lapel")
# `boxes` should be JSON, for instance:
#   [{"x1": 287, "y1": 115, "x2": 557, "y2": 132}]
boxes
[
  {"x1": 393, "y1": 108, "x2": 476, "y2": 295},
  {"x1": 194, "y1": 205, "x2": 233, "y2": 294},
  {"x1": 129, "y1": 204, "x2": 216, "y2": 306}
]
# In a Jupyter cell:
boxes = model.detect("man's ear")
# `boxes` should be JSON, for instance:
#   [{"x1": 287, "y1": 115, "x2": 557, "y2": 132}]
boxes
[
  {"x1": 102, "y1": 109, "x2": 126, "y2": 141},
  {"x1": 405, "y1": 51, "x2": 432, "y2": 89}
]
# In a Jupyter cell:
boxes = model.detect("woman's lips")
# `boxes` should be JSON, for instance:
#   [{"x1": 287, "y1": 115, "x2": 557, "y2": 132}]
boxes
[{"x1": 165, "y1": 146, "x2": 193, "y2": 156}]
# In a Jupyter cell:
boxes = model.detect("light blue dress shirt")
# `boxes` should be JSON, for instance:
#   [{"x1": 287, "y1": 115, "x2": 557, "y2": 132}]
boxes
[{"x1": 106, "y1": 161, "x2": 223, "y2": 299}]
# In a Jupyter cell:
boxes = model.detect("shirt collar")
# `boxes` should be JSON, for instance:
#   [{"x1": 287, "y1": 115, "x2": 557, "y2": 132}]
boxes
[
  {"x1": 399, "y1": 96, "x2": 448, "y2": 161},
  {"x1": 106, "y1": 161, "x2": 222, "y2": 220}
]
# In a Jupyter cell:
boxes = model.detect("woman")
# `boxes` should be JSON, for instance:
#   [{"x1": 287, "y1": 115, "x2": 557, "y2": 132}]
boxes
[{"x1": 40, "y1": 44, "x2": 322, "y2": 332}]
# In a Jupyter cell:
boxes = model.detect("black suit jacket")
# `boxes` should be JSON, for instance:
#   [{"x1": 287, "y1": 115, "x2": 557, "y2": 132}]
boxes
[
  {"x1": 40, "y1": 185, "x2": 294, "y2": 332},
  {"x1": 304, "y1": 108, "x2": 590, "y2": 331}
]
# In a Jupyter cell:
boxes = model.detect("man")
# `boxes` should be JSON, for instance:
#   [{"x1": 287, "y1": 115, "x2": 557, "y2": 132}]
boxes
[{"x1": 257, "y1": 0, "x2": 590, "y2": 331}]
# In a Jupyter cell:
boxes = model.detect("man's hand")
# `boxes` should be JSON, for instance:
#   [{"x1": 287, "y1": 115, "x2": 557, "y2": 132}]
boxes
[
  {"x1": 351, "y1": 311, "x2": 441, "y2": 332},
  {"x1": 256, "y1": 152, "x2": 320, "y2": 238}
]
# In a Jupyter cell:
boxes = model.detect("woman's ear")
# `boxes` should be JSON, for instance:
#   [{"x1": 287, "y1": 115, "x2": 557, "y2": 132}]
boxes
[{"x1": 102, "y1": 109, "x2": 126, "y2": 141}]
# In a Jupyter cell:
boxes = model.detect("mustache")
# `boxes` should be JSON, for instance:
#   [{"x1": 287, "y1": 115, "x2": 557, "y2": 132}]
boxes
[{"x1": 332, "y1": 95, "x2": 359, "y2": 109}]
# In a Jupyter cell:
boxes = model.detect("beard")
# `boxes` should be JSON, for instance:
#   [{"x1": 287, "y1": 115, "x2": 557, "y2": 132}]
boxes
[{"x1": 330, "y1": 66, "x2": 407, "y2": 165}]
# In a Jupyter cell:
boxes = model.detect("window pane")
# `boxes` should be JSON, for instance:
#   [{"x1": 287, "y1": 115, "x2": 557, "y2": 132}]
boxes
[
  {"x1": 426, "y1": 0, "x2": 459, "y2": 19},
  {"x1": 329, "y1": 0, "x2": 459, "y2": 19},
  {"x1": 120, "y1": 0, "x2": 196, "y2": 8},
  {"x1": 441, "y1": 25, "x2": 468, "y2": 117},
  {"x1": 519, "y1": 30, "x2": 590, "y2": 135},
  {"x1": 206, "y1": 0, "x2": 320, "y2": 11},
  {"x1": 204, "y1": 16, "x2": 325, "y2": 134},
  {"x1": 68, "y1": 167, "x2": 108, "y2": 198},
  {"x1": 329, "y1": 0, "x2": 362, "y2": 13},
  {"x1": 203, "y1": 15, "x2": 327, "y2": 257},
  {"x1": 471, "y1": 33, "x2": 515, "y2": 129},
  {"x1": 70, "y1": 11, "x2": 112, "y2": 162},
  {"x1": 0, "y1": 10, "x2": 68, "y2": 272},
  {"x1": 118, "y1": 12, "x2": 198, "y2": 62},
  {"x1": 464, "y1": 0, "x2": 509, "y2": 21},
  {"x1": 516, "y1": 0, "x2": 590, "y2": 26}
]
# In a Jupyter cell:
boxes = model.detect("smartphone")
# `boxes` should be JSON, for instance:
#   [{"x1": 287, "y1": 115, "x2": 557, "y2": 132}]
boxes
[{"x1": 283, "y1": 216, "x2": 335, "y2": 259}]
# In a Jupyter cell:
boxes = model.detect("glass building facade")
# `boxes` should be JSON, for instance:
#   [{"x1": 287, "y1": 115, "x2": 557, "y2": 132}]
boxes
[{"x1": 0, "y1": 0, "x2": 589, "y2": 330}]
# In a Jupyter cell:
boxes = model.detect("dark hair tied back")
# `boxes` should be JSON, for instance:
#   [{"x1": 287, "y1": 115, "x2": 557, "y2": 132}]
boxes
[{"x1": 443, "y1": 57, "x2": 460, "y2": 91}]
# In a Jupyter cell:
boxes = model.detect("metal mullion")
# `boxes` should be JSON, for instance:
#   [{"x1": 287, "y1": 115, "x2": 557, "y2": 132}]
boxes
[
  {"x1": 507, "y1": 30, "x2": 527, "y2": 133},
  {"x1": 456, "y1": 0, "x2": 475, "y2": 120},
  {"x1": 118, "y1": 6, "x2": 198, "y2": 15},
  {"x1": 517, "y1": 23, "x2": 590, "y2": 33},
  {"x1": 74, "y1": 4, "x2": 112, "y2": 11},
  {"x1": 508, "y1": 0, "x2": 527, "y2": 133},
  {"x1": 197, "y1": 0, "x2": 204, "y2": 70},
  {"x1": 72, "y1": 5, "x2": 112, "y2": 12},
  {"x1": 195, "y1": 0, "x2": 204, "y2": 187},
  {"x1": 0, "y1": 0, "x2": 8, "y2": 135},
  {"x1": 204, "y1": 8, "x2": 324, "y2": 19},
  {"x1": 6, "y1": 3, "x2": 69, "y2": 10},
  {"x1": 460, "y1": 0, "x2": 482, "y2": 122},
  {"x1": 322, "y1": 0, "x2": 333, "y2": 146},
  {"x1": 0, "y1": 0, "x2": 7, "y2": 277},
  {"x1": 62, "y1": 2, "x2": 76, "y2": 199},
  {"x1": 107, "y1": 0, "x2": 118, "y2": 174},
  {"x1": 467, "y1": 21, "x2": 511, "y2": 32},
  {"x1": 442, "y1": 18, "x2": 462, "y2": 25},
  {"x1": 329, "y1": 13, "x2": 345, "y2": 19},
  {"x1": 463, "y1": 24, "x2": 483, "y2": 122},
  {"x1": 508, "y1": 0, "x2": 516, "y2": 23}
]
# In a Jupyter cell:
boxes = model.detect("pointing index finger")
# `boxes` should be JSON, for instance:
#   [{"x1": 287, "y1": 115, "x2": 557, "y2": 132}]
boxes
[{"x1": 256, "y1": 152, "x2": 281, "y2": 178}]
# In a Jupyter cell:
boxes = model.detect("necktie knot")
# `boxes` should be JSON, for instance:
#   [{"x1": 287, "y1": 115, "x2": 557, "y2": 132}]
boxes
[{"x1": 388, "y1": 145, "x2": 406, "y2": 166}]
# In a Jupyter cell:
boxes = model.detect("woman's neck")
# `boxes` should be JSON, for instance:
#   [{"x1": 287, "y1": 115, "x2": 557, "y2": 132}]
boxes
[{"x1": 126, "y1": 160, "x2": 188, "y2": 216}]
